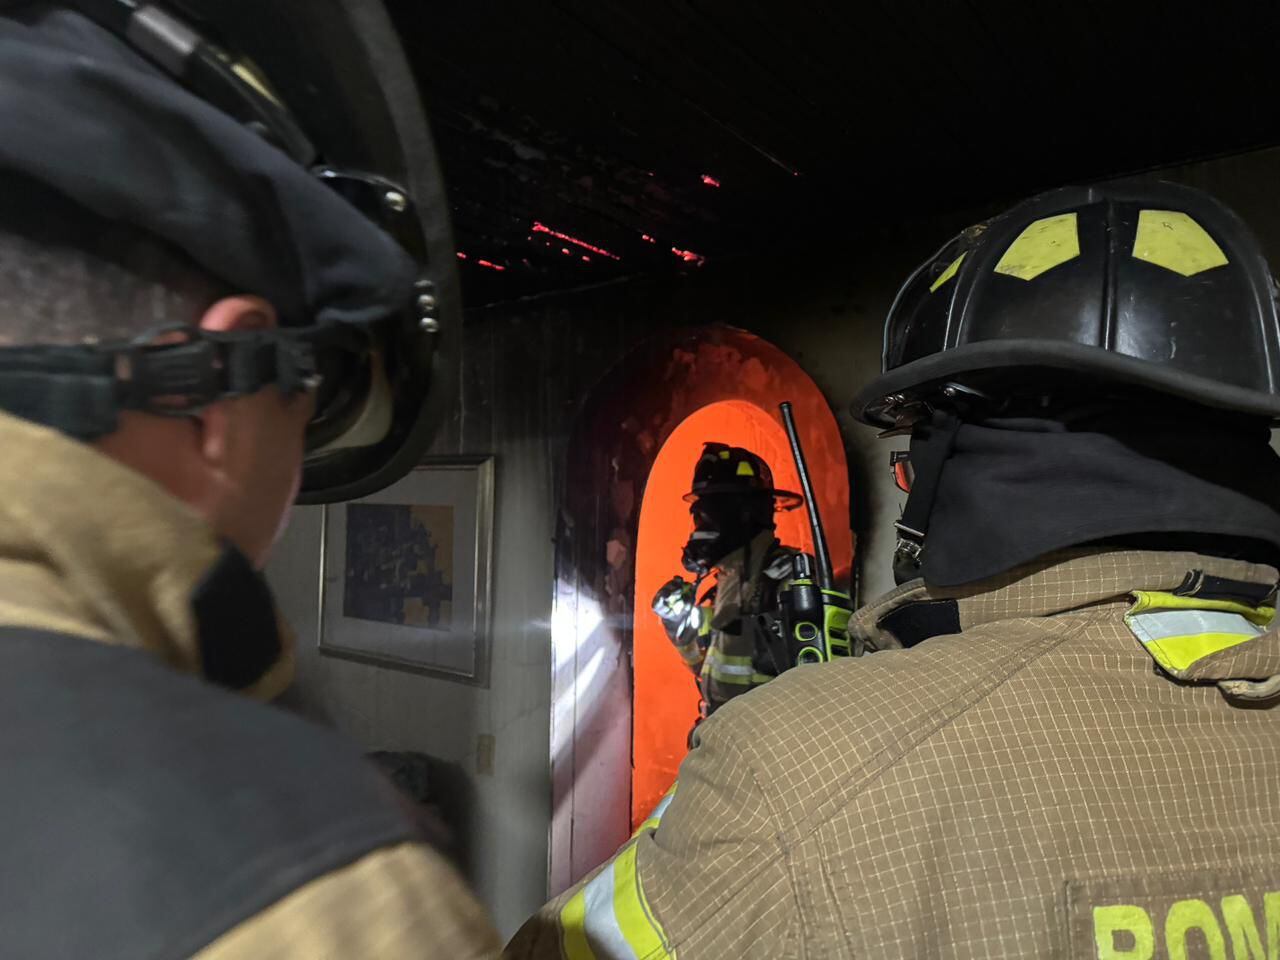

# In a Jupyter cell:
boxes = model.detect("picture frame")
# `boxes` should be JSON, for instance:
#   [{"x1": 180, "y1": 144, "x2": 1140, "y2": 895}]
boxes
[{"x1": 317, "y1": 456, "x2": 495, "y2": 686}]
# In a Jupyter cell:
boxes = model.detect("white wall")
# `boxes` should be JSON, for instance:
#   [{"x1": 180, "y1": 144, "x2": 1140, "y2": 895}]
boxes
[
  {"x1": 269, "y1": 498, "x2": 551, "y2": 938},
  {"x1": 267, "y1": 342, "x2": 558, "y2": 939}
]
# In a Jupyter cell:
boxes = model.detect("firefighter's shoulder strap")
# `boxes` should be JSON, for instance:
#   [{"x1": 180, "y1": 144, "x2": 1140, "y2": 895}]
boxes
[
  {"x1": 747, "y1": 544, "x2": 806, "y2": 676},
  {"x1": 0, "y1": 627, "x2": 417, "y2": 959}
]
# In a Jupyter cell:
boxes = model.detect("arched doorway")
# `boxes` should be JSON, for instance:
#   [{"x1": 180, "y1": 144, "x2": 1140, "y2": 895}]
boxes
[
  {"x1": 632, "y1": 399, "x2": 848, "y2": 826},
  {"x1": 551, "y1": 326, "x2": 852, "y2": 890}
]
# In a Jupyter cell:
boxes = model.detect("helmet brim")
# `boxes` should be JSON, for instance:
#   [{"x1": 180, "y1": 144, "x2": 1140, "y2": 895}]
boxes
[
  {"x1": 853, "y1": 339, "x2": 1280, "y2": 428},
  {"x1": 182, "y1": 0, "x2": 460, "y2": 504},
  {"x1": 682, "y1": 487, "x2": 805, "y2": 511}
]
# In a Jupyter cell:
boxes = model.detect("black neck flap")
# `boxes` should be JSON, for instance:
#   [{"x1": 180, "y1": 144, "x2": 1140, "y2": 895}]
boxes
[{"x1": 914, "y1": 411, "x2": 1280, "y2": 587}]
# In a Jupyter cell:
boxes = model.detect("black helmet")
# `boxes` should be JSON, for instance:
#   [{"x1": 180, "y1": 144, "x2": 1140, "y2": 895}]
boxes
[
  {"x1": 852, "y1": 181, "x2": 1280, "y2": 427},
  {"x1": 0, "y1": 0, "x2": 458, "y2": 503},
  {"x1": 683, "y1": 443, "x2": 803, "y2": 510}
]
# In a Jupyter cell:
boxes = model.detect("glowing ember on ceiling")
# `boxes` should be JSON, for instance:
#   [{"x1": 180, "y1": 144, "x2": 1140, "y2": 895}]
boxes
[
  {"x1": 531, "y1": 221, "x2": 621, "y2": 261},
  {"x1": 456, "y1": 251, "x2": 468, "y2": 259},
  {"x1": 700, "y1": 174, "x2": 721, "y2": 188},
  {"x1": 476, "y1": 259, "x2": 506, "y2": 272},
  {"x1": 671, "y1": 246, "x2": 707, "y2": 267}
]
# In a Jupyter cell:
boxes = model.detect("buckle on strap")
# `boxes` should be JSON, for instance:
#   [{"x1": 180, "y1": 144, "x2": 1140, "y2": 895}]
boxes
[
  {"x1": 893, "y1": 521, "x2": 925, "y2": 562},
  {"x1": 123, "y1": 334, "x2": 221, "y2": 412}
]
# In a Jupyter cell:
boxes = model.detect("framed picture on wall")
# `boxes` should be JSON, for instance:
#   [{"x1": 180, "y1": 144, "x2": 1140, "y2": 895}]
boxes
[{"x1": 318, "y1": 457, "x2": 495, "y2": 686}]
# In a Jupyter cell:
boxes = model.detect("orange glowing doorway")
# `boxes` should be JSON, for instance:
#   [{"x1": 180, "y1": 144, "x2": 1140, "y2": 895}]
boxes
[{"x1": 632, "y1": 399, "x2": 851, "y2": 827}]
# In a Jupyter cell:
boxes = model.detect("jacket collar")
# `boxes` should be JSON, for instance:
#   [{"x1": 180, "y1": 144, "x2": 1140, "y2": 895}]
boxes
[
  {"x1": 0, "y1": 411, "x2": 293, "y2": 699},
  {"x1": 711, "y1": 530, "x2": 785, "y2": 628},
  {"x1": 855, "y1": 549, "x2": 1280, "y2": 693},
  {"x1": 715, "y1": 529, "x2": 780, "y2": 578}
]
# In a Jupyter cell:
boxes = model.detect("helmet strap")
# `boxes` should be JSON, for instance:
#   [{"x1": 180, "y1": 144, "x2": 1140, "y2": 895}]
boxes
[{"x1": 893, "y1": 409, "x2": 961, "y2": 584}]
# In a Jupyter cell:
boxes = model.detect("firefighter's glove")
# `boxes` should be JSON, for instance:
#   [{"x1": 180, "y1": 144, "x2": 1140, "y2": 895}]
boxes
[{"x1": 652, "y1": 576, "x2": 696, "y2": 626}]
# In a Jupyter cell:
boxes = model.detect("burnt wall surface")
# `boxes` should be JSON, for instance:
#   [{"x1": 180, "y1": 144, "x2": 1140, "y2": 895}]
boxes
[
  {"x1": 267, "y1": 248, "x2": 903, "y2": 936},
  {"x1": 266, "y1": 147, "x2": 1280, "y2": 937}
]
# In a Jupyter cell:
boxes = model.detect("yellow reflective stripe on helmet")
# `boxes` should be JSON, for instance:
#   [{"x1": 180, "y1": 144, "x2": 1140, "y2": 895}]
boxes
[
  {"x1": 557, "y1": 842, "x2": 674, "y2": 960},
  {"x1": 993, "y1": 212, "x2": 1080, "y2": 280},
  {"x1": 929, "y1": 252, "x2": 966, "y2": 293},
  {"x1": 1125, "y1": 591, "x2": 1274, "y2": 674},
  {"x1": 1132, "y1": 209, "x2": 1229, "y2": 277},
  {"x1": 736, "y1": 461, "x2": 755, "y2": 477}
]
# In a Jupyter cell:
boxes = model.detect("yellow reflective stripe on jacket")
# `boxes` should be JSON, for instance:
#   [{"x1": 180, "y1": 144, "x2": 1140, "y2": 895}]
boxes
[
  {"x1": 1129, "y1": 591, "x2": 1275, "y2": 625},
  {"x1": 561, "y1": 888, "x2": 594, "y2": 960},
  {"x1": 558, "y1": 841, "x2": 674, "y2": 960},
  {"x1": 1126, "y1": 591, "x2": 1275, "y2": 674},
  {"x1": 704, "y1": 648, "x2": 770, "y2": 687},
  {"x1": 671, "y1": 607, "x2": 712, "y2": 671},
  {"x1": 614, "y1": 844, "x2": 671, "y2": 959},
  {"x1": 632, "y1": 782, "x2": 677, "y2": 838}
]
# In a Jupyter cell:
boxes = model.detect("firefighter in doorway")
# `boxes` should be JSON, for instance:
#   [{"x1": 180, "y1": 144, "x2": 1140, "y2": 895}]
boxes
[
  {"x1": 651, "y1": 443, "x2": 805, "y2": 720},
  {"x1": 509, "y1": 181, "x2": 1280, "y2": 959}
]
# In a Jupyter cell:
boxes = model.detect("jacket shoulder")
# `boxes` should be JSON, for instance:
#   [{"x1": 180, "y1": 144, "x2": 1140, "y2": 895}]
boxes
[
  {"x1": 0, "y1": 628, "x2": 419, "y2": 959},
  {"x1": 195, "y1": 842, "x2": 501, "y2": 960},
  {"x1": 704, "y1": 616, "x2": 1073, "y2": 833}
]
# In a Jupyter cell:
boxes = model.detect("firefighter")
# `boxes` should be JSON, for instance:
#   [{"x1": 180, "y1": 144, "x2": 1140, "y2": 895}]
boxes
[
  {"x1": 0, "y1": 2, "x2": 498, "y2": 956},
  {"x1": 651, "y1": 443, "x2": 804, "y2": 720},
  {"x1": 508, "y1": 181, "x2": 1280, "y2": 959}
]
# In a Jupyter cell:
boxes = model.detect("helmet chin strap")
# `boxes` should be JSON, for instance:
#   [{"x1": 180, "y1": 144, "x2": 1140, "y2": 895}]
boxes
[{"x1": 892, "y1": 409, "x2": 961, "y2": 585}]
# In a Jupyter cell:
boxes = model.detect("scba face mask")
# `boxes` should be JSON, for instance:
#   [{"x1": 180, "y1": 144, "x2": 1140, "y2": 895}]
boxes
[{"x1": 682, "y1": 494, "x2": 775, "y2": 574}]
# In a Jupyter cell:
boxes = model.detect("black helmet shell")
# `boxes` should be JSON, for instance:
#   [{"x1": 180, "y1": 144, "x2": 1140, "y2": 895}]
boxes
[
  {"x1": 852, "y1": 181, "x2": 1280, "y2": 427},
  {"x1": 684, "y1": 443, "x2": 803, "y2": 510}
]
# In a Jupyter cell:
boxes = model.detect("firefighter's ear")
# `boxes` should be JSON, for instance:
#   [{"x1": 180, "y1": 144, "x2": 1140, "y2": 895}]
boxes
[{"x1": 195, "y1": 297, "x2": 277, "y2": 466}]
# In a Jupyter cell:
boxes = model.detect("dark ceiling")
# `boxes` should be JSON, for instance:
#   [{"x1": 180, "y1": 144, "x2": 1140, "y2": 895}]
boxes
[{"x1": 387, "y1": 0, "x2": 1280, "y2": 308}]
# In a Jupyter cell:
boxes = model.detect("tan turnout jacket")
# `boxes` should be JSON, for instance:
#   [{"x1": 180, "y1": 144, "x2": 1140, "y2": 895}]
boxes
[
  {"x1": 0, "y1": 412, "x2": 500, "y2": 959},
  {"x1": 510, "y1": 550, "x2": 1280, "y2": 959},
  {"x1": 664, "y1": 531, "x2": 797, "y2": 714}
]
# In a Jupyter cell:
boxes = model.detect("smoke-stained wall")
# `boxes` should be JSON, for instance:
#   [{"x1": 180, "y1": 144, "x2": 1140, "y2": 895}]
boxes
[
  {"x1": 269, "y1": 294, "x2": 655, "y2": 939},
  {"x1": 267, "y1": 261, "x2": 900, "y2": 936},
  {"x1": 267, "y1": 147, "x2": 1280, "y2": 937}
]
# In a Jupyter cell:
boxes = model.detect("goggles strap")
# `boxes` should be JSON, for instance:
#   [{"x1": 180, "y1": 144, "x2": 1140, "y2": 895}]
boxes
[{"x1": 0, "y1": 325, "x2": 327, "y2": 440}]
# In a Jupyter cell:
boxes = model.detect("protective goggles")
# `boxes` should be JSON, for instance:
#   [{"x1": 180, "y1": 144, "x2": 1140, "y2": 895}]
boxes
[{"x1": 50, "y1": 0, "x2": 446, "y2": 503}]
